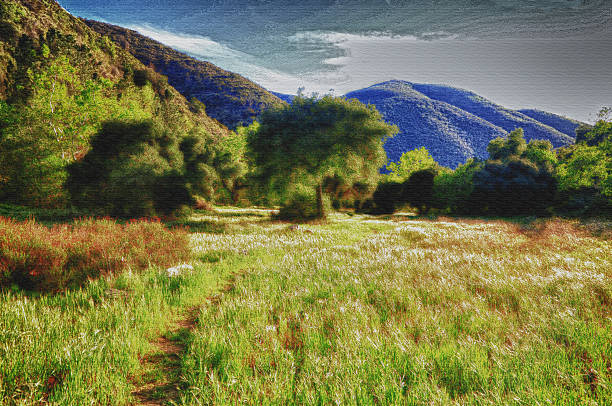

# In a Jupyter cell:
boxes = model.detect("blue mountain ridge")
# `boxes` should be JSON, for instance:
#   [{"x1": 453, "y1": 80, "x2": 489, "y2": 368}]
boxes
[{"x1": 281, "y1": 80, "x2": 578, "y2": 168}]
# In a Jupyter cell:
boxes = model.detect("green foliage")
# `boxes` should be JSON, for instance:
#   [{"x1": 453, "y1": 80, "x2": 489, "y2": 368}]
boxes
[
  {"x1": 248, "y1": 95, "x2": 397, "y2": 219},
  {"x1": 404, "y1": 168, "x2": 438, "y2": 214},
  {"x1": 66, "y1": 120, "x2": 243, "y2": 217},
  {"x1": 432, "y1": 159, "x2": 483, "y2": 214},
  {"x1": 189, "y1": 97, "x2": 206, "y2": 115},
  {"x1": 277, "y1": 185, "x2": 330, "y2": 221},
  {"x1": 384, "y1": 147, "x2": 438, "y2": 182},
  {"x1": 133, "y1": 68, "x2": 149, "y2": 87},
  {"x1": 469, "y1": 129, "x2": 558, "y2": 215},
  {"x1": 0, "y1": 4, "x2": 231, "y2": 209},
  {"x1": 366, "y1": 181, "x2": 405, "y2": 214},
  {"x1": 487, "y1": 128, "x2": 527, "y2": 161},
  {"x1": 471, "y1": 158, "x2": 557, "y2": 216},
  {"x1": 556, "y1": 111, "x2": 612, "y2": 215},
  {"x1": 557, "y1": 145, "x2": 609, "y2": 194},
  {"x1": 0, "y1": 1, "x2": 27, "y2": 24}
]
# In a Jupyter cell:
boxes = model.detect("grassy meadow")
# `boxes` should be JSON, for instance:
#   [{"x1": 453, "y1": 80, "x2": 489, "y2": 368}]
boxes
[{"x1": 1, "y1": 208, "x2": 611, "y2": 404}]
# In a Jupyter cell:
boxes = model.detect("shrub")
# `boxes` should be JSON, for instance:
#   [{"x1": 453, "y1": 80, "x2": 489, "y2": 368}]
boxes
[
  {"x1": 277, "y1": 187, "x2": 329, "y2": 221},
  {"x1": 470, "y1": 158, "x2": 557, "y2": 216},
  {"x1": 66, "y1": 120, "x2": 204, "y2": 218},
  {"x1": 363, "y1": 181, "x2": 405, "y2": 214},
  {"x1": 433, "y1": 159, "x2": 483, "y2": 214},
  {"x1": 0, "y1": 217, "x2": 191, "y2": 292},
  {"x1": 384, "y1": 147, "x2": 438, "y2": 182},
  {"x1": 403, "y1": 168, "x2": 438, "y2": 214},
  {"x1": 133, "y1": 69, "x2": 149, "y2": 87}
]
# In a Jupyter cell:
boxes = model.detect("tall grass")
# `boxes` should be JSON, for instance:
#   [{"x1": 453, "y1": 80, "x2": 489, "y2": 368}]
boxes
[
  {"x1": 0, "y1": 210, "x2": 610, "y2": 404},
  {"x1": 0, "y1": 217, "x2": 190, "y2": 292},
  {"x1": 182, "y1": 214, "x2": 612, "y2": 404}
]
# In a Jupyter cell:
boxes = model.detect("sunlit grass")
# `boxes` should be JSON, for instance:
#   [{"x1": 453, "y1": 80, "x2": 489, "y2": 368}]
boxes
[
  {"x1": 0, "y1": 209, "x2": 610, "y2": 404},
  {"x1": 181, "y1": 212, "x2": 612, "y2": 405}
]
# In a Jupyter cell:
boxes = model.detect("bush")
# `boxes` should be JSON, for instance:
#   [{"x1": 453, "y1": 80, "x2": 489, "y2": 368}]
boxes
[
  {"x1": 133, "y1": 69, "x2": 149, "y2": 87},
  {"x1": 403, "y1": 168, "x2": 437, "y2": 214},
  {"x1": 0, "y1": 217, "x2": 191, "y2": 292},
  {"x1": 470, "y1": 158, "x2": 557, "y2": 216},
  {"x1": 277, "y1": 187, "x2": 330, "y2": 221},
  {"x1": 433, "y1": 159, "x2": 483, "y2": 214},
  {"x1": 364, "y1": 181, "x2": 405, "y2": 214},
  {"x1": 66, "y1": 120, "x2": 204, "y2": 218}
]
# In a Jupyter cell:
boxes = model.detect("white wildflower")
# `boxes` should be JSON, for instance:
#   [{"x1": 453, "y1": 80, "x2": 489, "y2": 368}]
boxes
[{"x1": 166, "y1": 263, "x2": 194, "y2": 277}]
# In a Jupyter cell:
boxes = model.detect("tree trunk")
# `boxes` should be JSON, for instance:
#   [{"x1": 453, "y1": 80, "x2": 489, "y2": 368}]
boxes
[{"x1": 316, "y1": 183, "x2": 326, "y2": 219}]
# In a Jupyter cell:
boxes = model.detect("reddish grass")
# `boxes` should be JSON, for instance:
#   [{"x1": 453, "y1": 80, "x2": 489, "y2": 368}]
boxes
[{"x1": 0, "y1": 217, "x2": 191, "y2": 292}]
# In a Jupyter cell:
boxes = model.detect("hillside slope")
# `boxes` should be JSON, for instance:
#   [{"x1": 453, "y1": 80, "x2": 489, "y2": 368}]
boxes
[
  {"x1": 517, "y1": 109, "x2": 581, "y2": 137},
  {"x1": 83, "y1": 19, "x2": 286, "y2": 129},
  {"x1": 347, "y1": 81, "x2": 576, "y2": 168},
  {"x1": 410, "y1": 83, "x2": 574, "y2": 148},
  {"x1": 0, "y1": 0, "x2": 228, "y2": 136},
  {"x1": 0, "y1": 0, "x2": 231, "y2": 206},
  {"x1": 346, "y1": 81, "x2": 507, "y2": 168}
]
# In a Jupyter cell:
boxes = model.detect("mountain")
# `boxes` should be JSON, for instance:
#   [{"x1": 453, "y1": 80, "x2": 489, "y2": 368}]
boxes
[
  {"x1": 516, "y1": 109, "x2": 581, "y2": 137},
  {"x1": 83, "y1": 19, "x2": 286, "y2": 129},
  {"x1": 410, "y1": 83, "x2": 575, "y2": 148},
  {"x1": 346, "y1": 81, "x2": 577, "y2": 168}
]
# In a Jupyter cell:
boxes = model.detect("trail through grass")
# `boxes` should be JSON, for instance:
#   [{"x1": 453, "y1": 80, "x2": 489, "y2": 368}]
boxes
[{"x1": 1, "y1": 208, "x2": 611, "y2": 405}]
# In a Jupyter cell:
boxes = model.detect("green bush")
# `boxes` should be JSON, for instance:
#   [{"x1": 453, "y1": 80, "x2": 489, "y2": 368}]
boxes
[
  {"x1": 403, "y1": 168, "x2": 438, "y2": 214},
  {"x1": 277, "y1": 187, "x2": 330, "y2": 221},
  {"x1": 65, "y1": 120, "x2": 225, "y2": 218},
  {"x1": 363, "y1": 181, "x2": 405, "y2": 214}
]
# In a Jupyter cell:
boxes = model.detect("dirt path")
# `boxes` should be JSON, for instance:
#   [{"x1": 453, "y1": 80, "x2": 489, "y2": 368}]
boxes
[
  {"x1": 130, "y1": 305, "x2": 200, "y2": 406},
  {"x1": 130, "y1": 270, "x2": 247, "y2": 405}
]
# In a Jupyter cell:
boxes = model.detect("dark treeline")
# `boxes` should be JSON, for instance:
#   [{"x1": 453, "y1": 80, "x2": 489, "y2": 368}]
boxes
[{"x1": 365, "y1": 111, "x2": 611, "y2": 218}]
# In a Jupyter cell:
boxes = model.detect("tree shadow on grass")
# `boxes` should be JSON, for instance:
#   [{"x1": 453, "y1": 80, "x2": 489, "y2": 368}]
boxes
[{"x1": 167, "y1": 219, "x2": 228, "y2": 234}]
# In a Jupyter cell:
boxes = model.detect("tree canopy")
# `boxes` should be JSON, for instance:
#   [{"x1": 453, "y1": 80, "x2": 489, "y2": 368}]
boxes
[
  {"x1": 384, "y1": 147, "x2": 438, "y2": 182},
  {"x1": 247, "y1": 95, "x2": 397, "y2": 219}
]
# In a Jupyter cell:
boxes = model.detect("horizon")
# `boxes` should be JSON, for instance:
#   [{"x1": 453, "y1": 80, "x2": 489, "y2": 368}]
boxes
[{"x1": 58, "y1": 0, "x2": 612, "y2": 123}]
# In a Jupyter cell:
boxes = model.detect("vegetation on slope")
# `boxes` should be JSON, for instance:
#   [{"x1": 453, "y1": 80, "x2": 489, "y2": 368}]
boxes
[
  {"x1": 83, "y1": 19, "x2": 286, "y2": 129},
  {"x1": 347, "y1": 80, "x2": 577, "y2": 168},
  {"x1": 0, "y1": 0, "x2": 238, "y2": 211}
]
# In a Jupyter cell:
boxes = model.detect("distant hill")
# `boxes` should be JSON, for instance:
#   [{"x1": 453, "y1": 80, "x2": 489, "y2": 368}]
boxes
[
  {"x1": 410, "y1": 83, "x2": 575, "y2": 147},
  {"x1": 271, "y1": 91, "x2": 295, "y2": 104},
  {"x1": 83, "y1": 20, "x2": 286, "y2": 129},
  {"x1": 517, "y1": 109, "x2": 581, "y2": 137},
  {"x1": 346, "y1": 81, "x2": 507, "y2": 168},
  {"x1": 346, "y1": 81, "x2": 577, "y2": 168}
]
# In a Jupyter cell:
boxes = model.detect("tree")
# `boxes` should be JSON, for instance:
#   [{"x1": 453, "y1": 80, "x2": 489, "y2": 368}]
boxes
[
  {"x1": 66, "y1": 120, "x2": 238, "y2": 218},
  {"x1": 247, "y1": 96, "x2": 397, "y2": 219},
  {"x1": 432, "y1": 158, "x2": 483, "y2": 214},
  {"x1": 470, "y1": 129, "x2": 557, "y2": 215},
  {"x1": 403, "y1": 168, "x2": 438, "y2": 214},
  {"x1": 384, "y1": 146, "x2": 438, "y2": 182},
  {"x1": 556, "y1": 109, "x2": 612, "y2": 215}
]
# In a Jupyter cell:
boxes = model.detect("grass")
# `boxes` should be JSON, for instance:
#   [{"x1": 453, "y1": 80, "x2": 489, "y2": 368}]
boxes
[
  {"x1": 0, "y1": 217, "x2": 191, "y2": 292},
  {"x1": 181, "y1": 211, "x2": 612, "y2": 405},
  {"x1": 0, "y1": 208, "x2": 611, "y2": 404}
]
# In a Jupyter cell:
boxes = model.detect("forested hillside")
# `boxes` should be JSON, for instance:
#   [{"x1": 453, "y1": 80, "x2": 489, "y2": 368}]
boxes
[
  {"x1": 0, "y1": 0, "x2": 237, "y2": 209},
  {"x1": 83, "y1": 19, "x2": 286, "y2": 129}
]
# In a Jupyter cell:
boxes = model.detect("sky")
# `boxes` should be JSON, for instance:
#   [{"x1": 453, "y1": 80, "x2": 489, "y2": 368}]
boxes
[{"x1": 59, "y1": 0, "x2": 612, "y2": 122}]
